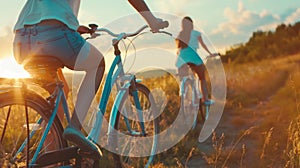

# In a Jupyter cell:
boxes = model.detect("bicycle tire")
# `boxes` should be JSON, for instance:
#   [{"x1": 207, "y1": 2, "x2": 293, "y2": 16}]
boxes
[
  {"x1": 199, "y1": 99, "x2": 206, "y2": 122},
  {"x1": 180, "y1": 79, "x2": 198, "y2": 127},
  {"x1": 112, "y1": 83, "x2": 159, "y2": 168},
  {"x1": 0, "y1": 89, "x2": 67, "y2": 167}
]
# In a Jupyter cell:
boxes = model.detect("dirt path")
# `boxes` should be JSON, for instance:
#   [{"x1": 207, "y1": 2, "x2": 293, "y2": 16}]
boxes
[
  {"x1": 186, "y1": 74, "x2": 290, "y2": 168},
  {"x1": 185, "y1": 101, "x2": 275, "y2": 167}
]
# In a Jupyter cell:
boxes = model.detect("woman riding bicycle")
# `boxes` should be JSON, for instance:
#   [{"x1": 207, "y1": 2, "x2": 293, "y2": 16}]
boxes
[
  {"x1": 13, "y1": 0, "x2": 167, "y2": 154},
  {"x1": 176, "y1": 16, "x2": 214, "y2": 105}
]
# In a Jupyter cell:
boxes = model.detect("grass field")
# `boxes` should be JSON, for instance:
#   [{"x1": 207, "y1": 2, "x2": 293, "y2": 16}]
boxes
[
  {"x1": 1, "y1": 53, "x2": 300, "y2": 167},
  {"x1": 146, "y1": 53, "x2": 300, "y2": 167}
]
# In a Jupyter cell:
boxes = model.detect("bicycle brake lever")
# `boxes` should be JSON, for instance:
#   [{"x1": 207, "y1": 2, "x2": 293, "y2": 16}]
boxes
[
  {"x1": 157, "y1": 30, "x2": 172, "y2": 36},
  {"x1": 85, "y1": 33, "x2": 101, "y2": 40},
  {"x1": 91, "y1": 33, "x2": 101, "y2": 38}
]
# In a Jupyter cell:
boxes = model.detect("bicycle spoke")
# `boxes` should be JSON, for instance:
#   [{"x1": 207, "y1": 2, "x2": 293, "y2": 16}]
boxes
[
  {"x1": 0, "y1": 106, "x2": 11, "y2": 143},
  {"x1": 25, "y1": 101, "x2": 30, "y2": 166},
  {"x1": 12, "y1": 131, "x2": 23, "y2": 160},
  {"x1": 0, "y1": 91, "x2": 66, "y2": 166},
  {"x1": 113, "y1": 83, "x2": 159, "y2": 167}
]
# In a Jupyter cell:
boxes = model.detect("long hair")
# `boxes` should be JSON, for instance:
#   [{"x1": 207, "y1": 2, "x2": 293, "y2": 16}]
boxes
[{"x1": 176, "y1": 16, "x2": 194, "y2": 49}]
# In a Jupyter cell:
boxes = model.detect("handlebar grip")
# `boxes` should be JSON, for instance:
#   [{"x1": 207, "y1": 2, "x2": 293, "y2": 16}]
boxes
[
  {"x1": 89, "y1": 24, "x2": 98, "y2": 31},
  {"x1": 161, "y1": 21, "x2": 169, "y2": 29}
]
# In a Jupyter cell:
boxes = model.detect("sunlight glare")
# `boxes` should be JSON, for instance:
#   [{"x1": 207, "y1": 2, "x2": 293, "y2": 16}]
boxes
[{"x1": 0, "y1": 56, "x2": 31, "y2": 78}]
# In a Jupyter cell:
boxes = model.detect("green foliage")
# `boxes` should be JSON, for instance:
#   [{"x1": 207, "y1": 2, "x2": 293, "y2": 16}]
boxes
[{"x1": 221, "y1": 22, "x2": 300, "y2": 63}]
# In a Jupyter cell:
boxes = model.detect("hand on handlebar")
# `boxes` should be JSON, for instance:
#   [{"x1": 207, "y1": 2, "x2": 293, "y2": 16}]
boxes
[
  {"x1": 77, "y1": 25, "x2": 95, "y2": 35},
  {"x1": 149, "y1": 18, "x2": 169, "y2": 33}
]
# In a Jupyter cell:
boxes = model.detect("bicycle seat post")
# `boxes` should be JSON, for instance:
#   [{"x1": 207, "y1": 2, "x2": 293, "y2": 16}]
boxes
[{"x1": 55, "y1": 76, "x2": 64, "y2": 89}]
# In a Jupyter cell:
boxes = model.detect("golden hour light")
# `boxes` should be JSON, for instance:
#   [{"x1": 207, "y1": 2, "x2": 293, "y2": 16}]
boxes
[{"x1": 0, "y1": 56, "x2": 30, "y2": 78}]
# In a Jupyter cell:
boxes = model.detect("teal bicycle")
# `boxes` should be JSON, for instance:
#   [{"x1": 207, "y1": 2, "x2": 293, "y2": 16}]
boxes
[
  {"x1": 179, "y1": 53, "x2": 219, "y2": 129},
  {"x1": 0, "y1": 23, "x2": 168, "y2": 168}
]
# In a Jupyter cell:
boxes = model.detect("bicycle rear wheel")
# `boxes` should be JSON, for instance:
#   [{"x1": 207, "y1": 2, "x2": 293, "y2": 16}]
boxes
[
  {"x1": 181, "y1": 79, "x2": 198, "y2": 127},
  {"x1": 199, "y1": 99, "x2": 206, "y2": 122},
  {"x1": 0, "y1": 89, "x2": 66, "y2": 167},
  {"x1": 112, "y1": 83, "x2": 159, "y2": 168}
]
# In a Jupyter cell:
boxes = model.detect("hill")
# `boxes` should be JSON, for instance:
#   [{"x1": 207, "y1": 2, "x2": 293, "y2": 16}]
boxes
[{"x1": 221, "y1": 22, "x2": 300, "y2": 63}]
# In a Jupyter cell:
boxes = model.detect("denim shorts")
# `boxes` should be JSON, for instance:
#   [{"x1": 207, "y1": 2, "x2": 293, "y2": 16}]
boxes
[{"x1": 13, "y1": 23, "x2": 85, "y2": 69}]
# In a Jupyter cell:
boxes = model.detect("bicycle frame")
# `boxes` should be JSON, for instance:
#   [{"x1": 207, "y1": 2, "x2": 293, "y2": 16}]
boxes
[
  {"x1": 87, "y1": 51, "x2": 145, "y2": 142},
  {"x1": 30, "y1": 81, "x2": 71, "y2": 164},
  {"x1": 12, "y1": 25, "x2": 161, "y2": 166},
  {"x1": 23, "y1": 49, "x2": 143, "y2": 166}
]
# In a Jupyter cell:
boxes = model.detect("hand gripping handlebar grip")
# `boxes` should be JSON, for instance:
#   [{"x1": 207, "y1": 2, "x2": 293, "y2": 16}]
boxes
[
  {"x1": 89, "y1": 24, "x2": 99, "y2": 31},
  {"x1": 161, "y1": 21, "x2": 169, "y2": 29}
]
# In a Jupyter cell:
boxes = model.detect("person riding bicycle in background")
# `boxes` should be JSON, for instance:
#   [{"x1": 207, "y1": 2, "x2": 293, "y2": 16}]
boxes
[
  {"x1": 13, "y1": 0, "x2": 167, "y2": 154},
  {"x1": 176, "y1": 16, "x2": 214, "y2": 105}
]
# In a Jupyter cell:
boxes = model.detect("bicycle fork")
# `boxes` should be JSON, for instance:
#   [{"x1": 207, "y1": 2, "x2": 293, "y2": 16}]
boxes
[{"x1": 129, "y1": 78, "x2": 146, "y2": 135}]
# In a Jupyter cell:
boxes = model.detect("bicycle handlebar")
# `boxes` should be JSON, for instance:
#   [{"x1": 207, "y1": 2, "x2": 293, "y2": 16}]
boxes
[
  {"x1": 87, "y1": 21, "x2": 171, "y2": 41},
  {"x1": 204, "y1": 53, "x2": 220, "y2": 60},
  {"x1": 87, "y1": 23, "x2": 221, "y2": 58},
  {"x1": 96, "y1": 25, "x2": 149, "y2": 39}
]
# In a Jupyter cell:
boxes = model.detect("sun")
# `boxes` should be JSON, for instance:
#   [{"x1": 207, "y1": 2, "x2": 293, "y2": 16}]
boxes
[{"x1": 0, "y1": 56, "x2": 31, "y2": 78}]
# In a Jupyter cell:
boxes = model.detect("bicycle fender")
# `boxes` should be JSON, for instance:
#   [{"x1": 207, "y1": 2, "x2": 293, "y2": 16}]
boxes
[
  {"x1": 0, "y1": 86, "x2": 50, "y2": 109},
  {"x1": 107, "y1": 82, "x2": 131, "y2": 133},
  {"x1": 180, "y1": 77, "x2": 190, "y2": 96}
]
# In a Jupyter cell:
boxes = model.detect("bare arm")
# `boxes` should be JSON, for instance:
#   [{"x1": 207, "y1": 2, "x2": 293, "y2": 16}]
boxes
[
  {"x1": 198, "y1": 35, "x2": 213, "y2": 55},
  {"x1": 128, "y1": 0, "x2": 166, "y2": 32},
  {"x1": 128, "y1": 0, "x2": 152, "y2": 12}
]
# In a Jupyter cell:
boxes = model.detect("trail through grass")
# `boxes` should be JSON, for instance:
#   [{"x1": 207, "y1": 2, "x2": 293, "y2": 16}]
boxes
[{"x1": 183, "y1": 54, "x2": 300, "y2": 168}]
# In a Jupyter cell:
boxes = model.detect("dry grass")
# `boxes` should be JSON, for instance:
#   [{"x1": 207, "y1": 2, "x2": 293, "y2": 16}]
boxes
[
  {"x1": 169, "y1": 53, "x2": 300, "y2": 168},
  {"x1": 2, "y1": 53, "x2": 300, "y2": 167},
  {"x1": 71, "y1": 53, "x2": 300, "y2": 167}
]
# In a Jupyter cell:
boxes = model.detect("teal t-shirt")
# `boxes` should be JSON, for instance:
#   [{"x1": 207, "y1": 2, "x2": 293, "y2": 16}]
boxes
[
  {"x1": 176, "y1": 30, "x2": 203, "y2": 68},
  {"x1": 14, "y1": 0, "x2": 80, "y2": 31}
]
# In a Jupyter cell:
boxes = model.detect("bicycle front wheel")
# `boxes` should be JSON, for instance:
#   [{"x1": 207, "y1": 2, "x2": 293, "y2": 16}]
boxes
[
  {"x1": 0, "y1": 89, "x2": 66, "y2": 167},
  {"x1": 112, "y1": 83, "x2": 159, "y2": 168}
]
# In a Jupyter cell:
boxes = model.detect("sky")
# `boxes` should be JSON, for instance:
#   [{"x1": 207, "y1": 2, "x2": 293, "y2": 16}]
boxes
[{"x1": 0, "y1": 0, "x2": 299, "y2": 72}]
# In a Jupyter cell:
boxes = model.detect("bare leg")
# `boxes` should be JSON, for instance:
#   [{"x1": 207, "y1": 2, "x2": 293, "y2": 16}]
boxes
[
  {"x1": 70, "y1": 42, "x2": 105, "y2": 130},
  {"x1": 63, "y1": 42, "x2": 104, "y2": 155},
  {"x1": 188, "y1": 63, "x2": 209, "y2": 101}
]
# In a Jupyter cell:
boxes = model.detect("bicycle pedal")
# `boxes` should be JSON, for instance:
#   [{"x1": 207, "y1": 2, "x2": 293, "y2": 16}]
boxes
[
  {"x1": 35, "y1": 146, "x2": 79, "y2": 167},
  {"x1": 77, "y1": 148, "x2": 102, "y2": 160}
]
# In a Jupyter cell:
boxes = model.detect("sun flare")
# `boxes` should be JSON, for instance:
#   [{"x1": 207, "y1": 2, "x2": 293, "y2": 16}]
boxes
[{"x1": 0, "y1": 56, "x2": 31, "y2": 78}]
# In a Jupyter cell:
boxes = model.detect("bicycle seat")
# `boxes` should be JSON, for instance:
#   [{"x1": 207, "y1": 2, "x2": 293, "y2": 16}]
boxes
[
  {"x1": 24, "y1": 56, "x2": 64, "y2": 70},
  {"x1": 23, "y1": 56, "x2": 64, "y2": 81}
]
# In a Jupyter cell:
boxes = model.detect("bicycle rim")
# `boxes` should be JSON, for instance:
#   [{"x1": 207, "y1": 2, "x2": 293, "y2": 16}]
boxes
[
  {"x1": 113, "y1": 83, "x2": 159, "y2": 168},
  {"x1": 0, "y1": 90, "x2": 66, "y2": 167}
]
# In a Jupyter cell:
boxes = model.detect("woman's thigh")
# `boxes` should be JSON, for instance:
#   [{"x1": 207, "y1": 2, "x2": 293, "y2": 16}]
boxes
[
  {"x1": 73, "y1": 42, "x2": 105, "y2": 72},
  {"x1": 188, "y1": 63, "x2": 206, "y2": 80}
]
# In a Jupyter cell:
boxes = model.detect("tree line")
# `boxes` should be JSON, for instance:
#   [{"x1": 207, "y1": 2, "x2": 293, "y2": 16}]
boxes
[{"x1": 221, "y1": 22, "x2": 300, "y2": 63}]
